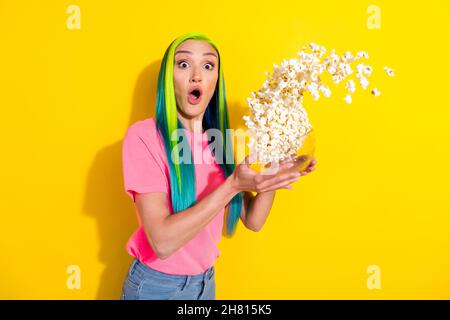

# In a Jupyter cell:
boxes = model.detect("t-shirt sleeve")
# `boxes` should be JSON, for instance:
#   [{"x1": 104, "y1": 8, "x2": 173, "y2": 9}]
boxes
[{"x1": 122, "y1": 126, "x2": 168, "y2": 202}]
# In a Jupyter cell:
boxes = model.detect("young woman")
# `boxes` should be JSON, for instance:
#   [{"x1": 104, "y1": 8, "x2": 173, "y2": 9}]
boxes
[{"x1": 120, "y1": 32, "x2": 317, "y2": 300}]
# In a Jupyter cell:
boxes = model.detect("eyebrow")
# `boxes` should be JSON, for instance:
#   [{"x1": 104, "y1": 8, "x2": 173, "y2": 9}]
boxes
[{"x1": 175, "y1": 50, "x2": 218, "y2": 58}]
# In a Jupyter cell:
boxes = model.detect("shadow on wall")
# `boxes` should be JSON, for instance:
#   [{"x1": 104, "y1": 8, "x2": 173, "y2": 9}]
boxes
[{"x1": 83, "y1": 60, "x2": 161, "y2": 299}]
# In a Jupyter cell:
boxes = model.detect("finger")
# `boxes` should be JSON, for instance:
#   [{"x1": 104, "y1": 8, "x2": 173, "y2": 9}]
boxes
[
  {"x1": 258, "y1": 172, "x2": 300, "y2": 190},
  {"x1": 280, "y1": 160, "x2": 295, "y2": 170},
  {"x1": 256, "y1": 171, "x2": 300, "y2": 190},
  {"x1": 301, "y1": 159, "x2": 315, "y2": 171},
  {"x1": 274, "y1": 184, "x2": 293, "y2": 191},
  {"x1": 254, "y1": 170, "x2": 279, "y2": 184},
  {"x1": 279, "y1": 158, "x2": 294, "y2": 165},
  {"x1": 262, "y1": 161, "x2": 286, "y2": 175},
  {"x1": 301, "y1": 167, "x2": 313, "y2": 175},
  {"x1": 305, "y1": 158, "x2": 316, "y2": 169},
  {"x1": 259, "y1": 176, "x2": 299, "y2": 193},
  {"x1": 301, "y1": 161, "x2": 316, "y2": 173},
  {"x1": 254, "y1": 163, "x2": 294, "y2": 181}
]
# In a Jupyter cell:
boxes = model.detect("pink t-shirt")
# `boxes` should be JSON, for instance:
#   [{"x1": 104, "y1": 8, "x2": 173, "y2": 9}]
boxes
[{"x1": 121, "y1": 117, "x2": 226, "y2": 275}]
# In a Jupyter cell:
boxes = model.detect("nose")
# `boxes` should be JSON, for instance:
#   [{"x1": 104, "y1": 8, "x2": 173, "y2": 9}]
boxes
[{"x1": 190, "y1": 67, "x2": 202, "y2": 84}]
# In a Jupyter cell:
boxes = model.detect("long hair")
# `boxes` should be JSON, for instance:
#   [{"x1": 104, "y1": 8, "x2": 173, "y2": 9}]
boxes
[{"x1": 155, "y1": 32, "x2": 243, "y2": 236}]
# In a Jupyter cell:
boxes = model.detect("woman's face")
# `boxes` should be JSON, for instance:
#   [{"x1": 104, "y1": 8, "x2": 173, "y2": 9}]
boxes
[{"x1": 173, "y1": 40, "x2": 219, "y2": 121}]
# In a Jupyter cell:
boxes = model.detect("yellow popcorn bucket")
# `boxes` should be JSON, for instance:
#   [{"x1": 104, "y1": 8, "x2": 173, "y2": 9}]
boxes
[{"x1": 249, "y1": 128, "x2": 316, "y2": 175}]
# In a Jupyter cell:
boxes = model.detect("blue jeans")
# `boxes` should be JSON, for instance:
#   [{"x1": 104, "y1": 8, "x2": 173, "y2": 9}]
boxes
[{"x1": 121, "y1": 258, "x2": 216, "y2": 300}]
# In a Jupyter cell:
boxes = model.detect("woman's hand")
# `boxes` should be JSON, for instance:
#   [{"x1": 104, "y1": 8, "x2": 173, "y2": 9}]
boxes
[
  {"x1": 231, "y1": 155, "x2": 318, "y2": 232},
  {"x1": 299, "y1": 156, "x2": 317, "y2": 176},
  {"x1": 270, "y1": 156, "x2": 317, "y2": 190},
  {"x1": 230, "y1": 153, "x2": 315, "y2": 193}
]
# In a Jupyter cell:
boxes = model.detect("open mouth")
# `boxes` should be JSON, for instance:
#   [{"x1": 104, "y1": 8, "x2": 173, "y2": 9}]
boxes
[
  {"x1": 188, "y1": 87, "x2": 202, "y2": 104},
  {"x1": 191, "y1": 89, "x2": 201, "y2": 99}
]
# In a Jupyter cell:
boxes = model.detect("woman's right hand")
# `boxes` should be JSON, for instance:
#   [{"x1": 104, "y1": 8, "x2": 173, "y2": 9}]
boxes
[{"x1": 229, "y1": 153, "x2": 302, "y2": 193}]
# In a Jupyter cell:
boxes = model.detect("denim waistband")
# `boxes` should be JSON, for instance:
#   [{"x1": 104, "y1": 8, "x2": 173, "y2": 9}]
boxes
[{"x1": 130, "y1": 258, "x2": 214, "y2": 284}]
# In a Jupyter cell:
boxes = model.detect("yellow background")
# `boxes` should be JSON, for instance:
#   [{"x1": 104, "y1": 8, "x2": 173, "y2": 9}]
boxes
[{"x1": 1, "y1": 0, "x2": 449, "y2": 299}]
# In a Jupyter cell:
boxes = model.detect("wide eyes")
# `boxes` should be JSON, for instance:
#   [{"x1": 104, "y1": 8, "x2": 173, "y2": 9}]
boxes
[{"x1": 177, "y1": 60, "x2": 215, "y2": 71}]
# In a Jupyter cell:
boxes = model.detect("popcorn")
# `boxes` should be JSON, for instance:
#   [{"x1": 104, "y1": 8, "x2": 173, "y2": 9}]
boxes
[
  {"x1": 384, "y1": 66, "x2": 395, "y2": 77},
  {"x1": 244, "y1": 43, "x2": 394, "y2": 164},
  {"x1": 319, "y1": 84, "x2": 331, "y2": 97},
  {"x1": 346, "y1": 80, "x2": 356, "y2": 94},
  {"x1": 358, "y1": 75, "x2": 369, "y2": 90},
  {"x1": 356, "y1": 51, "x2": 369, "y2": 59},
  {"x1": 344, "y1": 94, "x2": 353, "y2": 104},
  {"x1": 371, "y1": 88, "x2": 381, "y2": 96}
]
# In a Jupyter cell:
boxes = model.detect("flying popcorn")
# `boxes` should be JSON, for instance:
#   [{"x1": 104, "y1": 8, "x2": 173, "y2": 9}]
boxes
[
  {"x1": 371, "y1": 88, "x2": 381, "y2": 96},
  {"x1": 344, "y1": 94, "x2": 353, "y2": 104},
  {"x1": 346, "y1": 80, "x2": 356, "y2": 94},
  {"x1": 244, "y1": 43, "x2": 395, "y2": 165},
  {"x1": 384, "y1": 66, "x2": 395, "y2": 77}
]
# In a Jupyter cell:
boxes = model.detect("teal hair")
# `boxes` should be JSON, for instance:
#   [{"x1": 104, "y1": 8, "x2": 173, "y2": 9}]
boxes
[{"x1": 155, "y1": 32, "x2": 243, "y2": 236}]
